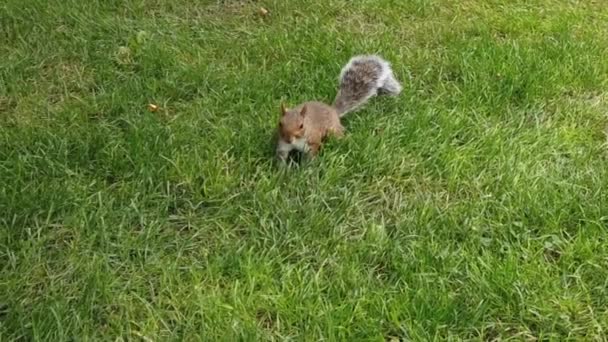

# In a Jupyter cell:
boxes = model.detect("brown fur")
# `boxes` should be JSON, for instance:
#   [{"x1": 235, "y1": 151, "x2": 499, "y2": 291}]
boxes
[
  {"x1": 277, "y1": 101, "x2": 344, "y2": 161},
  {"x1": 276, "y1": 55, "x2": 401, "y2": 162}
]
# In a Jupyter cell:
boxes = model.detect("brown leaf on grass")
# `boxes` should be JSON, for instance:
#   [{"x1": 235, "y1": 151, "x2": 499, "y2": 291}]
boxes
[{"x1": 147, "y1": 103, "x2": 159, "y2": 112}]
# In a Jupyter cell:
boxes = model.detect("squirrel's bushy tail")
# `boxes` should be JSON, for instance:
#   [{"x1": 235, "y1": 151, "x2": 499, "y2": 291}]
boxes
[{"x1": 333, "y1": 55, "x2": 402, "y2": 117}]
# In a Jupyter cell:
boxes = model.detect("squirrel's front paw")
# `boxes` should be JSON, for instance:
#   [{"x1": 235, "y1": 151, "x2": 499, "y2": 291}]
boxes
[
  {"x1": 306, "y1": 143, "x2": 321, "y2": 159},
  {"x1": 276, "y1": 150, "x2": 289, "y2": 163}
]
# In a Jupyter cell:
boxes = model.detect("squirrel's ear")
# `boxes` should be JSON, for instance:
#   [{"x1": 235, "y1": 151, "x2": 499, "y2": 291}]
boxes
[
  {"x1": 300, "y1": 105, "x2": 307, "y2": 117},
  {"x1": 280, "y1": 102, "x2": 287, "y2": 116}
]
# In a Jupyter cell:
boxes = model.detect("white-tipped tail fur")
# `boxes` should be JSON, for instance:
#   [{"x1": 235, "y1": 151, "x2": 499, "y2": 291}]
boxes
[{"x1": 333, "y1": 55, "x2": 402, "y2": 116}]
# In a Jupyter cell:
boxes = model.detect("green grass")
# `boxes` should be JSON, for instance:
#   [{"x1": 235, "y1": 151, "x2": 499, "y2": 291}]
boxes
[{"x1": 2, "y1": 0, "x2": 608, "y2": 339}]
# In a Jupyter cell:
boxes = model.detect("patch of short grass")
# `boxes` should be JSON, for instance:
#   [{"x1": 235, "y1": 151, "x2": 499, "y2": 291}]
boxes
[{"x1": 2, "y1": 0, "x2": 608, "y2": 340}]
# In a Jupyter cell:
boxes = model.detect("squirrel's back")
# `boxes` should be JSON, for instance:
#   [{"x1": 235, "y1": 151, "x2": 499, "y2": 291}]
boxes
[
  {"x1": 333, "y1": 55, "x2": 402, "y2": 116},
  {"x1": 295, "y1": 101, "x2": 339, "y2": 127}
]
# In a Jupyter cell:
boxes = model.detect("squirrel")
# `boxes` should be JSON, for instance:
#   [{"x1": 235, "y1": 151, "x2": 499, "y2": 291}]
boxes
[{"x1": 276, "y1": 54, "x2": 402, "y2": 162}]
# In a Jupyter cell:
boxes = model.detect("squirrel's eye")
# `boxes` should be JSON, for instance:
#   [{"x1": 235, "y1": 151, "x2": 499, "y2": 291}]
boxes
[{"x1": 299, "y1": 123, "x2": 304, "y2": 129}]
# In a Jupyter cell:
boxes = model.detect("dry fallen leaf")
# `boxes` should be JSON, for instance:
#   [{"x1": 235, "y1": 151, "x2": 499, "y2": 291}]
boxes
[
  {"x1": 147, "y1": 103, "x2": 159, "y2": 112},
  {"x1": 259, "y1": 7, "x2": 269, "y2": 16}
]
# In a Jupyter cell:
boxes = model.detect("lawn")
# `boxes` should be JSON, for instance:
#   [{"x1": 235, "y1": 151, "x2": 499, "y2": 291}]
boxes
[{"x1": 2, "y1": 0, "x2": 608, "y2": 340}]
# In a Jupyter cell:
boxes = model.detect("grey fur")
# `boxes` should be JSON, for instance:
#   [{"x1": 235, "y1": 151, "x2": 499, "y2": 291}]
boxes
[{"x1": 333, "y1": 55, "x2": 402, "y2": 117}]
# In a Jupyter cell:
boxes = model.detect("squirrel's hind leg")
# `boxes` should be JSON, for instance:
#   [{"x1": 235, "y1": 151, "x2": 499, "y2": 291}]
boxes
[{"x1": 329, "y1": 123, "x2": 345, "y2": 138}]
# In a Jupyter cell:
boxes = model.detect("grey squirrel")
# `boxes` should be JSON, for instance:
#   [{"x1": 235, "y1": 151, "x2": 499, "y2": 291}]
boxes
[{"x1": 276, "y1": 55, "x2": 402, "y2": 162}]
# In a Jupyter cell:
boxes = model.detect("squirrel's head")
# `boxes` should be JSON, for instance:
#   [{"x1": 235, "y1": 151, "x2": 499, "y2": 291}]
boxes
[{"x1": 278, "y1": 103, "x2": 307, "y2": 143}]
